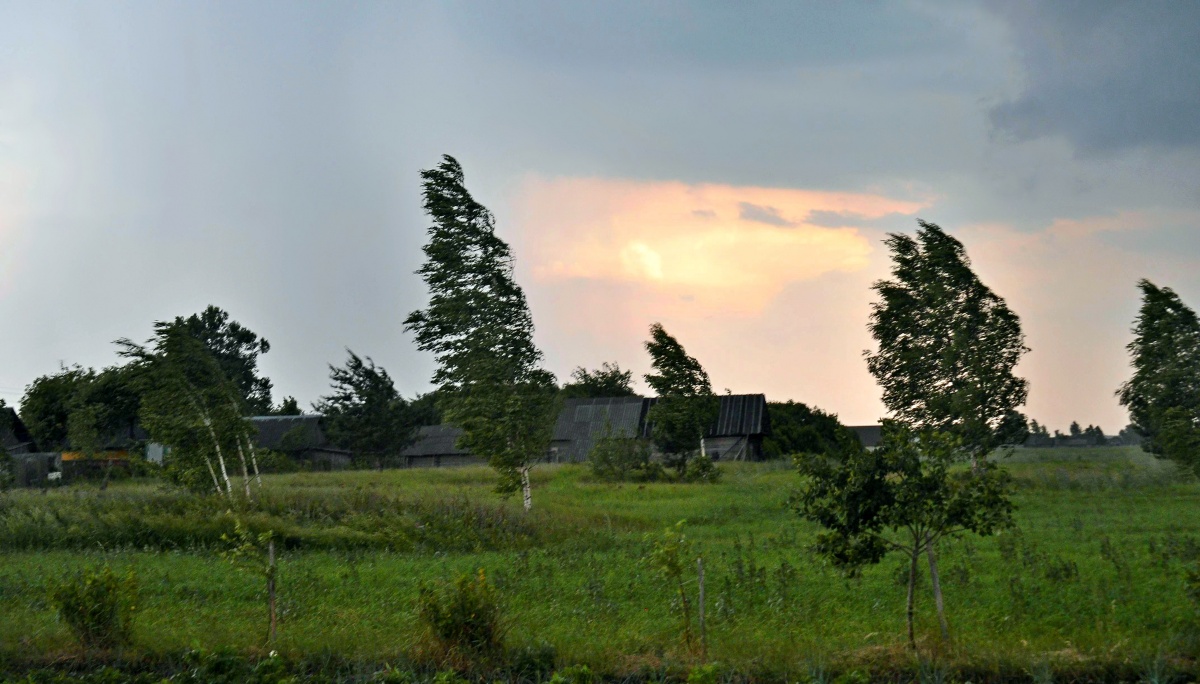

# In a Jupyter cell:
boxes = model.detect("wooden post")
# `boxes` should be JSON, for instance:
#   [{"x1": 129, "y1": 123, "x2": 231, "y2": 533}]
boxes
[
  {"x1": 267, "y1": 539, "x2": 278, "y2": 646},
  {"x1": 697, "y1": 556, "x2": 707, "y2": 660}
]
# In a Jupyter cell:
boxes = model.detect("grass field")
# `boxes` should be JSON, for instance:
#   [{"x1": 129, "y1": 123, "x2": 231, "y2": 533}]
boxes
[{"x1": 1, "y1": 446, "x2": 1199, "y2": 681}]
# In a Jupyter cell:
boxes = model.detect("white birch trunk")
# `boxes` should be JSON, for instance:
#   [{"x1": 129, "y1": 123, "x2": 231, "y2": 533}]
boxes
[
  {"x1": 200, "y1": 412, "x2": 234, "y2": 498},
  {"x1": 926, "y1": 531, "x2": 950, "y2": 641},
  {"x1": 520, "y1": 465, "x2": 532, "y2": 512},
  {"x1": 233, "y1": 437, "x2": 253, "y2": 499},
  {"x1": 245, "y1": 434, "x2": 263, "y2": 489}
]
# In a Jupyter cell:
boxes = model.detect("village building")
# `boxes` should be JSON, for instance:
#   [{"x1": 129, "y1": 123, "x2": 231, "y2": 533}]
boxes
[
  {"x1": 250, "y1": 415, "x2": 352, "y2": 470},
  {"x1": 403, "y1": 393, "x2": 771, "y2": 466}
]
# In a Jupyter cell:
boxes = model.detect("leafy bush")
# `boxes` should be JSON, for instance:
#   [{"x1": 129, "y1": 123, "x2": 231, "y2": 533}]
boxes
[
  {"x1": 417, "y1": 569, "x2": 503, "y2": 654},
  {"x1": 48, "y1": 565, "x2": 137, "y2": 649},
  {"x1": 587, "y1": 430, "x2": 665, "y2": 482},
  {"x1": 550, "y1": 664, "x2": 596, "y2": 684},
  {"x1": 682, "y1": 454, "x2": 721, "y2": 483}
]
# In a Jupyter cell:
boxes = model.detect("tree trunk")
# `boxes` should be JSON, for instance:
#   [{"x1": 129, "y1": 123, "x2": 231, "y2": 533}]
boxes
[
  {"x1": 233, "y1": 438, "x2": 253, "y2": 499},
  {"x1": 520, "y1": 465, "x2": 532, "y2": 512},
  {"x1": 926, "y1": 532, "x2": 950, "y2": 642},
  {"x1": 906, "y1": 543, "x2": 919, "y2": 650},
  {"x1": 202, "y1": 416, "x2": 234, "y2": 498}
]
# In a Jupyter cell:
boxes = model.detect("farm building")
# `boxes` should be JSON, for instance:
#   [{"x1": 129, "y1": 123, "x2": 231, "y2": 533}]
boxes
[
  {"x1": 405, "y1": 393, "x2": 772, "y2": 466},
  {"x1": 847, "y1": 425, "x2": 883, "y2": 449},
  {"x1": 250, "y1": 415, "x2": 352, "y2": 470},
  {"x1": 400, "y1": 424, "x2": 479, "y2": 468},
  {"x1": 1, "y1": 406, "x2": 36, "y2": 455}
]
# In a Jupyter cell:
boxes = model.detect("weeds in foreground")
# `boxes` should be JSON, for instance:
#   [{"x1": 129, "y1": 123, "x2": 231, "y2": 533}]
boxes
[{"x1": 47, "y1": 564, "x2": 137, "y2": 650}]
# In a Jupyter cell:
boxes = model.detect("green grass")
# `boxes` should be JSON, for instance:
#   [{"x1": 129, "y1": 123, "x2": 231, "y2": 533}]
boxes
[{"x1": 2, "y1": 447, "x2": 1199, "y2": 680}]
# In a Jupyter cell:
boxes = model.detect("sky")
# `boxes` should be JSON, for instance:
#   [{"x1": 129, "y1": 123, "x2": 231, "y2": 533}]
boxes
[{"x1": 2, "y1": 1, "x2": 1199, "y2": 431}]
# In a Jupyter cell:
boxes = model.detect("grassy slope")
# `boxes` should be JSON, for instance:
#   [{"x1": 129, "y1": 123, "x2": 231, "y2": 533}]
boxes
[{"x1": 1, "y1": 447, "x2": 1198, "y2": 673}]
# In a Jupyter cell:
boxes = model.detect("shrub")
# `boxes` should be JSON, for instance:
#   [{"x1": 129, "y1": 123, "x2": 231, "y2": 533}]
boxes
[
  {"x1": 550, "y1": 664, "x2": 596, "y2": 684},
  {"x1": 417, "y1": 569, "x2": 503, "y2": 654},
  {"x1": 687, "y1": 664, "x2": 719, "y2": 684},
  {"x1": 48, "y1": 565, "x2": 137, "y2": 650},
  {"x1": 587, "y1": 430, "x2": 664, "y2": 482},
  {"x1": 682, "y1": 454, "x2": 721, "y2": 483}
]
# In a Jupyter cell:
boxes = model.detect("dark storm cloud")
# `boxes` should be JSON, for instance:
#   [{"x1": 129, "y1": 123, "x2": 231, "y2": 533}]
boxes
[
  {"x1": 987, "y1": 1, "x2": 1200, "y2": 153},
  {"x1": 738, "y1": 202, "x2": 793, "y2": 227},
  {"x1": 804, "y1": 210, "x2": 918, "y2": 229}
]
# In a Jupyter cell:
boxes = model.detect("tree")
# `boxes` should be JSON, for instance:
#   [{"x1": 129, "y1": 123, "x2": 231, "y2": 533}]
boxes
[
  {"x1": 865, "y1": 220, "x2": 1030, "y2": 462},
  {"x1": 313, "y1": 350, "x2": 419, "y2": 463},
  {"x1": 0, "y1": 399, "x2": 14, "y2": 491},
  {"x1": 794, "y1": 424, "x2": 1014, "y2": 649},
  {"x1": 19, "y1": 366, "x2": 94, "y2": 451},
  {"x1": 118, "y1": 322, "x2": 261, "y2": 499},
  {"x1": 273, "y1": 397, "x2": 302, "y2": 416},
  {"x1": 1117, "y1": 279, "x2": 1200, "y2": 459},
  {"x1": 404, "y1": 155, "x2": 558, "y2": 512},
  {"x1": 561, "y1": 362, "x2": 637, "y2": 399},
  {"x1": 763, "y1": 400, "x2": 860, "y2": 459},
  {"x1": 643, "y1": 323, "x2": 718, "y2": 475},
  {"x1": 173, "y1": 305, "x2": 274, "y2": 414}
]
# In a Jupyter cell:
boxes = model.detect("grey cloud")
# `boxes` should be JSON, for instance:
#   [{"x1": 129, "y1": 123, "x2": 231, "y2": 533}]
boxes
[
  {"x1": 803, "y1": 210, "x2": 919, "y2": 229},
  {"x1": 738, "y1": 202, "x2": 794, "y2": 227},
  {"x1": 692, "y1": 209, "x2": 717, "y2": 219},
  {"x1": 987, "y1": 1, "x2": 1200, "y2": 153}
]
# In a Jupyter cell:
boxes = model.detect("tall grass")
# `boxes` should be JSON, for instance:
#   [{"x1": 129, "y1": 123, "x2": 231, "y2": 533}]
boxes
[{"x1": 1, "y1": 449, "x2": 1198, "y2": 679}]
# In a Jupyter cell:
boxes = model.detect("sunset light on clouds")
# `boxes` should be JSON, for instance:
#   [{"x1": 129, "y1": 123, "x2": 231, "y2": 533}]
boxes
[
  {"x1": 2, "y1": 2, "x2": 1200, "y2": 435},
  {"x1": 516, "y1": 177, "x2": 925, "y2": 314}
]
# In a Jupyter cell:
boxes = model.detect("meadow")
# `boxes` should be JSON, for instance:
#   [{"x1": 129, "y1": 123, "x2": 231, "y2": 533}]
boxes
[{"x1": 1, "y1": 446, "x2": 1198, "y2": 682}]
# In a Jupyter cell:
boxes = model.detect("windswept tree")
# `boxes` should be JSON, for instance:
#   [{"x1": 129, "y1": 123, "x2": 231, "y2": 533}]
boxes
[
  {"x1": 865, "y1": 220, "x2": 1030, "y2": 462},
  {"x1": 119, "y1": 323, "x2": 261, "y2": 499},
  {"x1": 560, "y1": 362, "x2": 637, "y2": 399},
  {"x1": 643, "y1": 323, "x2": 718, "y2": 475},
  {"x1": 404, "y1": 155, "x2": 557, "y2": 512},
  {"x1": 1118, "y1": 279, "x2": 1200, "y2": 468},
  {"x1": 794, "y1": 424, "x2": 1014, "y2": 648},
  {"x1": 173, "y1": 305, "x2": 275, "y2": 414},
  {"x1": 314, "y1": 350, "x2": 419, "y2": 464}
]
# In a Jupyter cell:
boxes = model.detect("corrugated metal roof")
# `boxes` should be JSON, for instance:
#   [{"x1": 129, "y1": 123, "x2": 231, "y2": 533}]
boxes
[
  {"x1": 644, "y1": 394, "x2": 769, "y2": 438},
  {"x1": 550, "y1": 397, "x2": 647, "y2": 462}
]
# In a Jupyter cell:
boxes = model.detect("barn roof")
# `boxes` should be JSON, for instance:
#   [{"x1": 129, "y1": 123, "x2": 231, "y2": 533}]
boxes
[
  {"x1": 847, "y1": 425, "x2": 883, "y2": 448},
  {"x1": 644, "y1": 394, "x2": 769, "y2": 438},
  {"x1": 550, "y1": 396, "x2": 647, "y2": 462},
  {"x1": 401, "y1": 424, "x2": 472, "y2": 458},
  {"x1": 250, "y1": 415, "x2": 328, "y2": 451},
  {"x1": 2, "y1": 407, "x2": 36, "y2": 454}
]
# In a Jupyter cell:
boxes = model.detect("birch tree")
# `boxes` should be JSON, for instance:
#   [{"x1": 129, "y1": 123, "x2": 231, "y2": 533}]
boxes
[
  {"x1": 404, "y1": 155, "x2": 557, "y2": 512},
  {"x1": 643, "y1": 323, "x2": 718, "y2": 475},
  {"x1": 118, "y1": 322, "x2": 261, "y2": 499}
]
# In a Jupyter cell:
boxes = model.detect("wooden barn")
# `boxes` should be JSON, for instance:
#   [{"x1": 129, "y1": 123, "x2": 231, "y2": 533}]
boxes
[{"x1": 250, "y1": 415, "x2": 352, "y2": 470}]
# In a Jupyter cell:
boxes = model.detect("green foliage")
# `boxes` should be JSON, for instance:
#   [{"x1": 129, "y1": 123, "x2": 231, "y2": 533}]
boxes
[
  {"x1": 314, "y1": 350, "x2": 418, "y2": 458},
  {"x1": 763, "y1": 400, "x2": 859, "y2": 459},
  {"x1": 273, "y1": 396, "x2": 302, "y2": 416},
  {"x1": 866, "y1": 220, "x2": 1030, "y2": 458},
  {"x1": 119, "y1": 322, "x2": 260, "y2": 498},
  {"x1": 1158, "y1": 407, "x2": 1200, "y2": 474},
  {"x1": 405, "y1": 155, "x2": 558, "y2": 508},
  {"x1": 643, "y1": 323, "x2": 718, "y2": 474},
  {"x1": 255, "y1": 449, "x2": 301, "y2": 474},
  {"x1": 172, "y1": 305, "x2": 274, "y2": 414},
  {"x1": 47, "y1": 565, "x2": 137, "y2": 650},
  {"x1": 687, "y1": 664, "x2": 719, "y2": 684},
  {"x1": 417, "y1": 569, "x2": 503, "y2": 654},
  {"x1": 587, "y1": 426, "x2": 664, "y2": 482},
  {"x1": 549, "y1": 664, "x2": 596, "y2": 684},
  {"x1": 681, "y1": 454, "x2": 721, "y2": 483},
  {"x1": 647, "y1": 520, "x2": 696, "y2": 645},
  {"x1": 561, "y1": 362, "x2": 637, "y2": 399},
  {"x1": 19, "y1": 365, "x2": 140, "y2": 453}
]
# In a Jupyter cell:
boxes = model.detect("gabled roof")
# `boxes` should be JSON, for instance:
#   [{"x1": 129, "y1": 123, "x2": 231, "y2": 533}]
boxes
[
  {"x1": 250, "y1": 415, "x2": 329, "y2": 451},
  {"x1": 550, "y1": 396, "x2": 647, "y2": 462},
  {"x1": 401, "y1": 424, "x2": 471, "y2": 458},
  {"x1": 2, "y1": 407, "x2": 36, "y2": 454}
]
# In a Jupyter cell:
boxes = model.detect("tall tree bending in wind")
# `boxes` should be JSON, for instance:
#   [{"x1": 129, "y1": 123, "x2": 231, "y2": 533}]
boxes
[
  {"x1": 1118, "y1": 279, "x2": 1200, "y2": 470},
  {"x1": 863, "y1": 220, "x2": 1026, "y2": 640},
  {"x1": 644, "y1": 323, "x2": 718, "y2": 476},
  {"x1": 865, "y1": 220, "x2": 1030, "y2": 461},
  {"x1": 405, "y1": 155, "x2": 557, "y2": 512}
]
